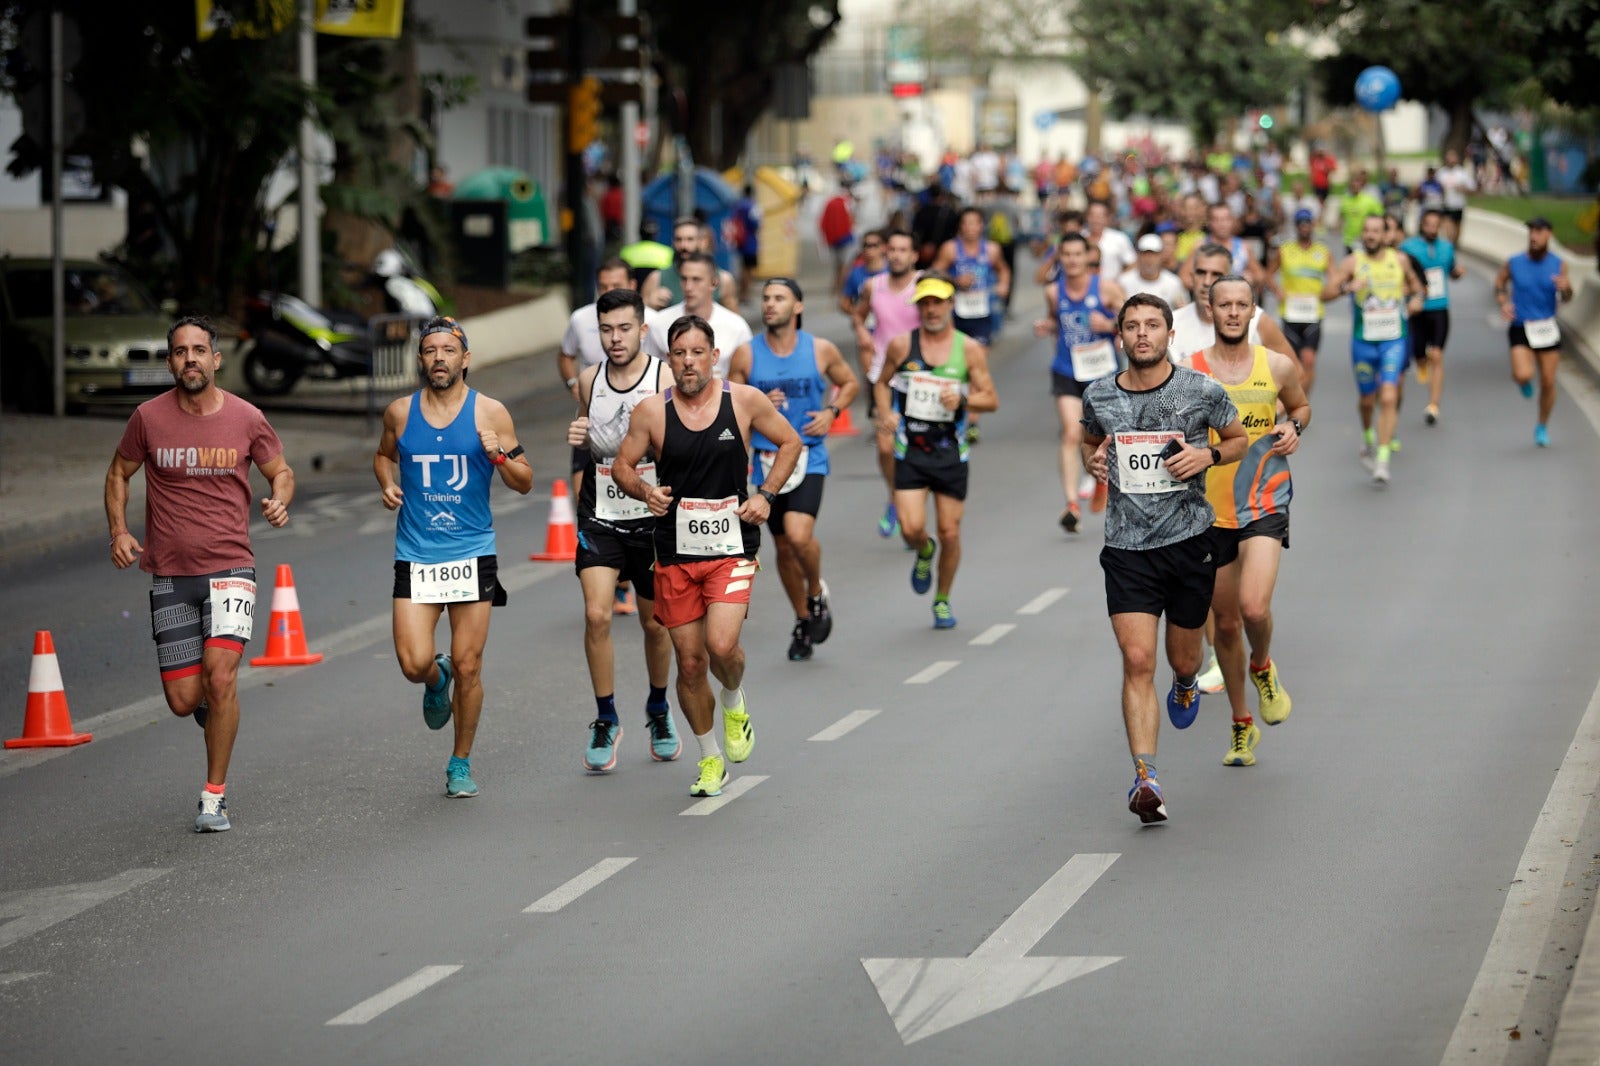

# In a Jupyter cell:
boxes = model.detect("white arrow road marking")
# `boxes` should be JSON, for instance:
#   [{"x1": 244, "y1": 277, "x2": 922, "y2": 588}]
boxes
[
  {"x1": 523, "y1": 858, "x2": 636, "y2": 913},
  {"x1": 904, "y1": 661, "x2": 958, "y2": 685},
  {"x1": 1016, "y1": 587, "x2": 1069, "y2": 615},
  {"x1": 0, "y1": 868, "x2": 169, "y2": 952},
  {"x1": 968, "y1": 624, "x2": 1015, "y2": 646},
  {"x1": 862, "y1": 853, "x2": 1121, "y2": 1045},
  {"x1": 325, "y1": 964, "x2": 462, "y2": 1026}
]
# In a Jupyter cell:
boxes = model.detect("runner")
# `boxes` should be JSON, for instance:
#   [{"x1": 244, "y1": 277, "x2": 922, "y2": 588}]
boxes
[
  {"x1": 1080, "y1": 293, "x2": 1247, "y2": 823},
  {"x1": 1178, "y1": 203, "x2": 1260, "y2": 290},
  {"x1": 375, "y1": 316, "x2": 532, "y2": 798},
  {"x1": 1437, "y1": 149, "x2": 1476, "y2": 245},
  {"x1": 640, "y1": 217, "x2": 703, "y2": 310},
  {"x1": 612, "y1": 314, "x2": 802, "y2": 797},
  {"x1": 1032, "y1": 232, "x2": 1124, "y2": 533},
  {"x1": 1323, "y1": 215, "x2": 1426, "y2": 484},
  {"x1": 1334, "y1": 169, "x2": 1385, "y2": 256},
  {"x1": 932, "y1": 206, "x2": 1009, "y2": 446},
  {"x1": 1118, "y1": 233, "x2": 1188, "y2": 309},
  {"x1": 1171, "y1": 243, "x2": 1296, "y2": 364},
  {"x1": 1401, "y1": 208, "x2": 1464, "y2": 425},
  {"x1": 1271, "y1": 209, "x2": 1332, "y2": 395},
  {"x1": 856, "y1": 230, "x2": 923, "y2": 537},
  {"x1": 873, "y1": 274, "x2": 1000, "y2": 628},
  {"x1": 728, "y1": 278, "x2": 859, "y2": 660},
  {"x1": 1189, "y1": 276, "x2": 1311, "y2": 768},
  {"x1": 564, "y1": 288, "x2": 679, "y2": 772},
  {"x1": 648, "y1": 251, "x2": 753, "y2": 377},
  {"x1": 1494, "y1": 217, "x2": 1574, "y2": 447},
  {"x1": 1086, "y1": 199, "x2": 1138, "y2": 282},
  {"x1": 106, "y1": 315, "x2": 295, "y2": 832}
]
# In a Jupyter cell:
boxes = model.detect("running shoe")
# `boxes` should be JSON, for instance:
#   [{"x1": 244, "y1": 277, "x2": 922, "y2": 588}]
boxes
[
  {"x1": 1359, "y1": 444, "x2": 1375, "y2": 473},
  {"x1": 646, "y1": 707, "x2": 680, "y2": 761},
  {"x1": 690, "y1": 754, "x2": 728, "y2": 797},
  {"x1": 1520, "y1": 379, "x2": 1535, "y2": 399},
  {"x1": 1127, "y1": 760, "x2": 1167, "y2": 824},
  {"x1": 1197, "y1": 654, "x2": 1226, "y2": 694},
  {"x1": 1424, "y1": 404, "x2": 1439, "y2": 426},
  {"x1": 194, "y1": 792, "x2": 230, "y2": 833},
  {"x1": 932, "y1": 599, "x2": 957, "y2": 629},
  {"x1": 878, "y1": 503, "x2": 899, "y2": 538},
  {"x1": 808, "y1": 580, "x2": 833, "y2": 644},
  {"x1": 787, "y1": 619, "x2": 814, "y2": 661},
  {"x1": 1390, "y1": 436, "x2": 1402, "y2": 454},
  {"x1": 423, "y1": 653, "x2": 453, "y2": 730},
  {"x1": 1223, "y1": 718, "x2": 1261, "y2": 767},
  {"x1": 584, "y1": 718, "x2": 622, "y2": 772},
  {"x1": 1251, "y1": 660, "x2": 1292, "y2": 725},
  {"x1": 1078, "y1": 473, "x2": 1096, "y2": 501},
  {"x1": 965, "y1": 423, "x2": 982, "y2": 446},
  {"x1": 192, "y1": 697, "x2": 209, "y2": 729},
  {"x1": 445, "y1": 758, "x2": 479, "y2": 798},
  {"x1": 1060, "y1": 505, "x2": 1080, "y2": 534},
  {"x1": 1166, "y1": 677, "x2": 1201, "y2": 729},
  {"x1": 1091, "y1": 478, "x2": 1108, "y2": 514},
  {"x1": 1535, "y1": 423, "x2": 1550, "y2": 448},
  {"x1": 911, "y1": 538, "x2": 935, "y2": 594},
  {"x1": 613, "y1": 585, "x2": 637, "y2": 616},
  {"x1": 723, "y1": 695, "x2": 754, "y2": 763},
  {"x1": 1372, "y1": 456, "x2": 1390, "y2": 486}
]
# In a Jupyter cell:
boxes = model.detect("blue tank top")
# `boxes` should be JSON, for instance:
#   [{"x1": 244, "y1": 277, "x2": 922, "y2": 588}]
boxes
[
  {"x1": 952, "y1": 238, "x2": 994, "y2": 320},
  {"x1": 1508, "y1": 251, "x2": 1562, "y2": 325},
  {"x1": 394, "y1": 390, "x2": 496, "y2": 563},
  {"x1": 1052, "y1": 274, "x2": 1116, "y2": 378},
  {"x1": 1400, "y1": 236, "x2": 1456, "y2": 312},
  {"x1": 748, "y1": 331, "x2": 829, "y2": 475}
]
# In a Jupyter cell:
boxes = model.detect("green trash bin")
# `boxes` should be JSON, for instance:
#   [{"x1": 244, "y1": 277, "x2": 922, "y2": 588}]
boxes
[{"x1": 454, "y1": 168, "x2": 549, "y2": 250}]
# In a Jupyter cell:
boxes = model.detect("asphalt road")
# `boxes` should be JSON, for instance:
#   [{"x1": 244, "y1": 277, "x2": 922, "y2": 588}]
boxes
[{"x1": 3, "y1": 267, "x2": 1600, "y2": 1065}]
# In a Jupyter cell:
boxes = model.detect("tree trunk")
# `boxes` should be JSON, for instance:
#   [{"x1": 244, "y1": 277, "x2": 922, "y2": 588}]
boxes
[{"x1": 1443, "y1": 95, "x2": 1473, "y2": 158}]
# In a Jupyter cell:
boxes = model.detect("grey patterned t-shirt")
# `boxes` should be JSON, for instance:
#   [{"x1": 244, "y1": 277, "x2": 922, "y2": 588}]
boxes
[{"x1": 1081, "y1": 366, "x2": 1238, "y2": 550}]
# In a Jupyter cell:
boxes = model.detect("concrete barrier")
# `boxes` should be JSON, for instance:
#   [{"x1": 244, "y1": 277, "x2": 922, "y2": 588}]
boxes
[
  {"x1": 1458, "y1": 206, "x2": 1599, "y2": 364},
  {"x1": 458, "y1": 288, "x2": 570, "y2": 370}
]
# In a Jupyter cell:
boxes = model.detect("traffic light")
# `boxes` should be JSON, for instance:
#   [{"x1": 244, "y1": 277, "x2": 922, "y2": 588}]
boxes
[
  {"x1": 568, "y1": 76, "x2": 601, "y2": 153},
  {"x1": 1258, "y1": 112, "x2": 1275, "y2": 130}
]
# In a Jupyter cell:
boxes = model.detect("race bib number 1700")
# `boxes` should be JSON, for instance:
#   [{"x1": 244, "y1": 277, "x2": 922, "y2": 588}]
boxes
[{"x1": 207, "y1": 576, "x2": 257, "y2": 641}]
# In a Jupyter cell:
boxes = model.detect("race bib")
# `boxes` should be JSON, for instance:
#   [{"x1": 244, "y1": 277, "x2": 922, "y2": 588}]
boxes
[
  {"x1": 594, "y1": 462, "x2": 654, "y2": 523},
  {"x1": 1362, "y1": 304, "x2": 1403, "y2": 342},
  {"x1": 1114, "y1": 431, "x2": 1186, "y2": 494},
  {"x1": 409, "y1": 557, "x2": 479, "y2": 604},
  {"x1": 757, "y1": 447, "x2": 808, "y2": 495},
  {"x1": 903, "y1": 371, "x2": 957, "y2": 423},
  {"x1": 1071, "y1": 339, "x2": 1118, "y2": 381},
  {"x1": 207, "y1": 576, "x2": 256, "y2": 641},
  {"x1": 675, "y1": 496, "x2": 744, "y2": 557},
  {"x1": 954, "y1": 287, "x2": 990, "y2": 319},
  {"x1": 1284, "y1": 294, "x2": 1321, "y2": 324},
  {"x1": 1524, "y1": 317, "x2": 1561, "y2": 349},
  {"x1": 1425, "y1": 267, "x2": 1447, "y2": 302}
]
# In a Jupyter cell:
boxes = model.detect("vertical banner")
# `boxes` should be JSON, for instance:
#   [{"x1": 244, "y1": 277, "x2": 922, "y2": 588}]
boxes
[{"x1": 315, "y1": 0, "x2": 404, "y2": 38}]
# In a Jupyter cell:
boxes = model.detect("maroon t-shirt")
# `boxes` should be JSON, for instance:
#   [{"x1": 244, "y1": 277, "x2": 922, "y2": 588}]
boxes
[{"x1": 117, "y1": 389, "x2": 284, "y2": 576}]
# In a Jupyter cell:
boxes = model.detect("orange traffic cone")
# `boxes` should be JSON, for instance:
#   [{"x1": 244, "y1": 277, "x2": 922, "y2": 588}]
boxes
[
  {"x1": 828, "y1": 404, "x2": 861, "y2": 437},
  {"x1": 530, "y1": 478, "x2": 579, "y2": 562},
  {"x1": 6, "y1": 630, "x2": 91, "y2": 748},
  {"x1": 249, "y1": 564, "x2": 324, "y2": 667}
]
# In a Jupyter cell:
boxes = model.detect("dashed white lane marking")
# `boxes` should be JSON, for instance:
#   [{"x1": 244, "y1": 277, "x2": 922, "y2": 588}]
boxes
[
  {"x1": 809, "y1": 709, "x2": 881, "y2": 742},
  {"x1": 904, "y1": 661, "x2": 958, "y2": 685},
  {"x1": 1016, "y1": 587, "x2": 1069, "y2": 615},
  {"x1": 523, "y1": 858, "x2": 637, "y2": 913},
  {"x1": 969, "y1": 624, "x2": 1016, "y2": 646},
  {"x1": 0, "y1": 972, "x2": 44, "y2": 987},
  {"x1": 325, "y1": 964, "x2": 463, "y2": 1026},
  {"x1": 679, "y1": 774, "x2": 768, "y2": 816}
]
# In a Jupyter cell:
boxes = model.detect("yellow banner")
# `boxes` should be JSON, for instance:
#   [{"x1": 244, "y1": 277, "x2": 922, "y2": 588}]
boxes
[
  {"x1": 315, "y1": 0, "x2": 404, "y2": 38},
  {"x1": 195, "y1": 0, "x2": 294, "y2": 41}
]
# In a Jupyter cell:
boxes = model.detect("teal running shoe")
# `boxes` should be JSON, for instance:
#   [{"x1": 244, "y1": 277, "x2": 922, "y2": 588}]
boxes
[
  {"x1": 932, "y1": 599, "x2": 957, "y2": 629},
  {"x1": 584, "y1": 719, "x2": 621, "y2": 772},
  {"x1": 910, "y1": 539, "x2": 935, "y2": 595},
  {"x1": 646, "y1": 706, "x2": 680, "y2": 761},
  {"x1": 445, "y1": 757, "x2": 478, "y2": 798},
  {"x1": 423, "y1": 654, "x2": 453, "y2": 730}
]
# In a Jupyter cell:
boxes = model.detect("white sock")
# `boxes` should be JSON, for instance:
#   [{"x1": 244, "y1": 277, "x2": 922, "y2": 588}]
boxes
[
  {"x1": 719, "y1": 686, "x2": 744, "y2": 710},
  {"x1": 695, "y1": 730, "x2": 722, "y2": 760}
]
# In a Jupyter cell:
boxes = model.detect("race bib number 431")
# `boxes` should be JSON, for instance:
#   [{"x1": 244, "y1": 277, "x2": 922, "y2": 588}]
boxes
[
  {"x1": 1114, "y1": 431, "x2": 1186, "y2": 494},
  {"x1": 208, "y1": 576, "x2": 257, "y2": 641}
]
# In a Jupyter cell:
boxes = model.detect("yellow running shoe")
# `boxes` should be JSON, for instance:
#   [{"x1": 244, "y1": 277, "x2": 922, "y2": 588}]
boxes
[
  {"x1": 690, "y1": 754, "x2": 728, "y2": 797},
  {"x1": 1223, "y1": 718, "x2": 1260, "y2": 767},
  {"x1": 723, "y1": 693, "x2": 754, "y2": 763},
  {"x1": 1251, "y1": 660, "x2": 1292, "y2": 725}
]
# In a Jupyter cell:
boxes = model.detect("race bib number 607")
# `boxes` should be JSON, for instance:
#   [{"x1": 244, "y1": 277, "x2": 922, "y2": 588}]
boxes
[{"x1": 1114, "y1": 431, "x2": 1186, "y2": 494}]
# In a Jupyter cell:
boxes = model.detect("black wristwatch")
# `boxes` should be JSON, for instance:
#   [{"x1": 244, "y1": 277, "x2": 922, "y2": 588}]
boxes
[
  {"x1": 827, "y1": 404, "x2": 841, "y2": 417},
  {"x1": 757, "y1": 488, "x2": 777, "y2": 505},
  {"x1": 1208, "y1": 446, "x2": 1221, "y2": 466},
  {"x1": 1290, "y1": 418, "x2": 1304, "y2": 436}
]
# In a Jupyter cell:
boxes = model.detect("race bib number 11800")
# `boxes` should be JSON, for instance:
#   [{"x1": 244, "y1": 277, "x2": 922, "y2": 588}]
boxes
[{"x1": 410, "y1": 557, "x2": 478, "y2": 603}]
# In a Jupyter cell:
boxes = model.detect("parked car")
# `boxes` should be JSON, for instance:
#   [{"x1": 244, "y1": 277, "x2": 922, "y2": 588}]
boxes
[{"x1": 0, "y1": 257, "x2": 175, "y2": 412}]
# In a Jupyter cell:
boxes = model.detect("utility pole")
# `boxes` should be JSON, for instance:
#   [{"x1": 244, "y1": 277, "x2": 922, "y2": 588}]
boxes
[
  {"x1": 565, "y1": 15, "x2": 593, "y2": 309},
  {"x1": 618, "y1": 0, "x2": 640, "y2": 243},
  {"x1": 49, "y1": 8, "x2": 64, "y2": 418},
  {"x1": 297, "y1": 0, "x2": 321, "y2": 306}
]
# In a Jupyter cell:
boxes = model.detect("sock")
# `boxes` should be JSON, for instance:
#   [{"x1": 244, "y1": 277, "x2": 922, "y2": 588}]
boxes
[
  {"x1": 1363, "y1": 426, "x2": 1375, "y2": 447},
  {"x1": 595, "y1": 694, "x2": 618, "y2": 723},
  {"x1": 719, "y1": 686, "x2": 744, "y2": 710},
  {"x1": 918, "y1": 537, "x2": 936, "y2": 560},
  {"x1": 1234, "y1": 715, "x2": 1254, "y2": 728},
  {"x1": 1133, "y1": 754, "x2": 1157, "y2": 778},
  {"x1": 204, "y1": 781, "x2": 225, "y2": 795},
  {"x1": 427, "y1": 661, "x2": 449, "y2": 692},
  {"x1": 1174, "y1": 673, "x2": 1197, "y2": 690},
  {"x1": 1250, "y1": 658, "x2": 1271, "y2": 673},
  {"x1": 934, "y1": 594, "x2": 949, "y2": 605},
  {"x1": 1376, "y1": 444, "x2": 1391, "y2": 462},
  {"x1": 695, "y1": 730, "x2": 722, "y2": 760},
  {"x1": 646, "y1": 685, "x2": 669, "y2": 712}
]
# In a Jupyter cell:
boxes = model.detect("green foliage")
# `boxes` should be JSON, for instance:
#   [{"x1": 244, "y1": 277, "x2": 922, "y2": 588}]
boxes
[{"x1": 1484, "y1": 0, "x2": 1600, "y2": 111}]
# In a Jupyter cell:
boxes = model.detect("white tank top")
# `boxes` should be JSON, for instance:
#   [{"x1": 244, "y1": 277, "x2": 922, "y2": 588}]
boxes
[{"x1": 586, "y1": 356, "x2": 662, "y2": 460}]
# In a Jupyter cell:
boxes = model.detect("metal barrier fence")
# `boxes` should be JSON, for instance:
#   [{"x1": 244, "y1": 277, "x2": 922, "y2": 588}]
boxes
[{"x1": 366, "y1": 312, "x2": 431, "y2": 433}]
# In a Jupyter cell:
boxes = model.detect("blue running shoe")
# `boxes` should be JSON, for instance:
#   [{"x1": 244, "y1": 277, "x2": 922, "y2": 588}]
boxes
[
  {"x1": 584, "y1": 719, "x2": 621, "y2": 772},
  {"x1": 1128, "y1": 760, "x2": 1167, "y2": 824},
  {"x1": 647, "y1": 706, "x2": 680, "y2": 761},
  {"x1": 445, "y1": 757, "x2": 478, "y2": 798},
  {"x1": 878, "y1": 503, "x2": 899, "y2": 538},
  {"x1": 1167, "y1": 677, "x2": 1201, "y2": 729},
  {"x1": 423, "y1": 654, "x2": 453, "y2": 730},
  {"x1": 1520, "y1": 380, "x2": 1535, "y2": 399},
  {"x1": 1535, "y1": 423, "x2": 1550, "y2": 448},
  {"x1": 932, "y1": 599, "x2": 957, "y2": 629},
  {"x1": 194, "y1": 791, "x2": 230, "y2": 833},
  {"x1": 910, "y1": 538, "x2": 935, "y2": 595}
]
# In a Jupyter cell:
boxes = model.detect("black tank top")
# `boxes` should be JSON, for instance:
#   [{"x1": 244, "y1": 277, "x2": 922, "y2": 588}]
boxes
[{"x1": 654, "y1": 381, "x2": 760, "y2": 563}]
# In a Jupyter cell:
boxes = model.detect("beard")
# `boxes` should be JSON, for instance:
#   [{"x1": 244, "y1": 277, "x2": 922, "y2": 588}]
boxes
[
  {"x1": 178, "y1": 369, "x2": 210, "y2": 394},
  {"x1": 674, "y1": 369, "x2": 710, "y2": 396},
  {"x1": 427, "y1": 366, "x2": 460, "y2": 391},
  {"x1": 1215, "y1": 322, "x2": 1249, "y2": 346},
  {"x1": 1127, "y1": 345, "x2": 1169, "y2": 369}
]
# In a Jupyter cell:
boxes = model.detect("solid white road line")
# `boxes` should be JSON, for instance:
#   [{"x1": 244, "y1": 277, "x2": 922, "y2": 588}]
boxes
[
  {"x1": 904, "y1": 661, "x2": 958, "y2": 685},
  {"x1": 1016, "y1": 588, "x2": 1069, "y2": 615},
  {"x1": 325, "y1": 964, "x2": 463, "y2": 1026},
  {"x1": 523, "y1": 858, "x2": 637, "y2": 913},
  {"x1": 0, "y1": 972, "x2": 43, "y2": 986},
  {"x1": 679, "y1": 774, "x2": 768, "y2": 816},
  {"x1": 809, "y1": 709, "x2": 881, "y2": 742},
  {"x1": 968, "y1": 623, "x2": 1016, "y2": 646}
]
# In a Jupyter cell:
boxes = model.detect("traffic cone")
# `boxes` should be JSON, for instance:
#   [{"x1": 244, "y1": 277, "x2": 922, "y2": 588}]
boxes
[
  {"x1": 6, "y1": 631, "x2": 91, "y2": 748},
  {"x1": 530, "y1": 478, "x2": 579, "y2": 562},
  {"x1": 828, "y1": 403, "x2": 861, "y2": 437},
  {"x1": 249, "y1": 564, "x2": 324, "y2": 667}
]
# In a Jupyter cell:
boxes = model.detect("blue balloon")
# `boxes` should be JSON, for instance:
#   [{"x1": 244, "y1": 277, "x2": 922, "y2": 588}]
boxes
[{"x1": 1355, "y1": 66, "x2": 1402, "y2": 112}]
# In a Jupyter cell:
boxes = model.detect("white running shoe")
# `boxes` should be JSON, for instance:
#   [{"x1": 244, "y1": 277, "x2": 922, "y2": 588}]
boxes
[
  {"x1": 1197, "y1": 654, "x2": 1226, "y2": 693},
  {"x1": 1077, "y1": 473, "x2": 1096, "y2": 501},
  {"x1": 1372, "y1": 456, "x2": 1390, "y2": 486}
]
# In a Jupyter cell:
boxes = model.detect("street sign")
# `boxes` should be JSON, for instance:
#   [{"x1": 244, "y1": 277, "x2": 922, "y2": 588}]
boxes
[{"x1": 1034, "y1": 110, "x2": 1056, "y2": 131}]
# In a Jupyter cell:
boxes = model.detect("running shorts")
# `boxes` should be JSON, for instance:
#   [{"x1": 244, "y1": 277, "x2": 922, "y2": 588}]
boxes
[
  {"x1": 1410, "y1": 309, "x2": 1449, "y2": 353},
  {"x1": 1281, "y1": 321, "x2": 1322, "y2": 355},
  {"x1": 1100, "y1": 531, "x2": 1217, "y2": 630},
  {"x1": 1508, "y1": 324, "x2": 1560, "y2": 353},
  {"x1": 652, "y1": 557, "x2": 757, "y2": 629},
  {"x1": 768, "y1": 473, "x2": 825, "y2": 533},
  {"x1": 1351, "y1": 338, "x2": 1408, "y2": 396},
  {"x1": 149, "y1": 567, "x2": 257, "y2": 681},
  {"x1": 894, "y1": 449, "x2": 970, "y2": 501},
  {"x1": 1212, "y1": 513, "x2": 1290, "y2": 568},
  {"x1": 575, "y1": 528, "x2": 656, "y2": 597},
  {"x1": 1051, "y1": 371, "x2": 1089, "y2": 399},
  {"x1": 392, "y1": 555, "x2": 506, "y2": 605}
]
